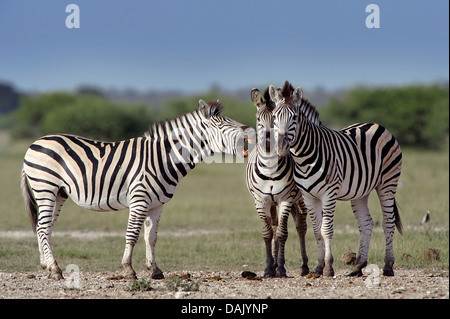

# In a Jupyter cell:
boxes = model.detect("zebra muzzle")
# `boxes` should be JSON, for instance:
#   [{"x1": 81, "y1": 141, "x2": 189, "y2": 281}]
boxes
[
  {"x1": 237, "y1": 137, "x2": 255, "y2": 157},
  {"x1": 238, "y1": 129, "x2": 256, "y2": 157}
]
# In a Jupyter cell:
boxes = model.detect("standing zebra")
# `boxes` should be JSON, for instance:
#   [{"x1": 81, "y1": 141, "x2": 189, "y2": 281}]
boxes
[
  {"x1": 21, "y1": 100, "x2": 254, "y2": 280},
  {"x1": 246, "y1": 87, "x2": 309, "y2": 277},
  {"x1": 269, "y1": 81, "x2": 403, "y2": 277}
]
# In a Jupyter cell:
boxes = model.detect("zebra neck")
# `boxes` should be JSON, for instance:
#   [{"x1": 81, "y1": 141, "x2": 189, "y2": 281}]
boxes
[
  {"x1": 256, "y1": 147, "x2": 285, "y2": 174},
  {"x1": 290, "y1": 117, "x2": 326, "y2": 168},
  {"x1": 145, "y1": 114, "x2": 212, "y2": 182}
]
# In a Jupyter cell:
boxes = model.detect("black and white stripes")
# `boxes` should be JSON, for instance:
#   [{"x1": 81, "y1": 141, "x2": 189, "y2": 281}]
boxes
[
  {"x1": 245, "y1": 88, "x2": 309, "y2": 278},
  {"x1": 269, "y1": 81, "x2": 403, "y2": 277},
  {"x1": 22, "y1": 99, "x2": 254, "y2": 280}
]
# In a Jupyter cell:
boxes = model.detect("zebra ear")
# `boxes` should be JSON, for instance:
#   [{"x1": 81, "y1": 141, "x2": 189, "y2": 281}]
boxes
[
  {"x1": 268, "y1": 85, "x2": 282, "y2": 104},
  {"x1": 198, "y1": 99, "x2": 210, "y2": 119},
  {"x1": 250, "y1": 88, "x2": 263, "y2": 109},
  {"x1": 293, "y1": 87, "x2": 303, "y2": 104}
]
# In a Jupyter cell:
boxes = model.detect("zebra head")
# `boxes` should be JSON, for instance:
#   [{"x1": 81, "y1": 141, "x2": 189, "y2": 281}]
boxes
[
  {"x1": 269, "y1": 81, "x2": 302, "y2": 156},
  {"x1": 198, "y1": 99, "x2": 255, "y2": 158},
  {"x1": 251, "y1": 88, "x2": 276, "y2": 156}
]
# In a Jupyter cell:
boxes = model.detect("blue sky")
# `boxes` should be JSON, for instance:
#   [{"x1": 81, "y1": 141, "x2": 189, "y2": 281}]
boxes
[{"x1": 0, "y1": 0, "x2": 448, "y2": 93}]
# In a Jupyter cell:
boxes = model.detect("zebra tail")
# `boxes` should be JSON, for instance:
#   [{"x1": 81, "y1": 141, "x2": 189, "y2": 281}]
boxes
[
  {"x1": 21, "y1": 170, "x2": 38, "y2": 233},
  {"x1": 393, "y1": 199, "x2": 403, "y2": 235}
]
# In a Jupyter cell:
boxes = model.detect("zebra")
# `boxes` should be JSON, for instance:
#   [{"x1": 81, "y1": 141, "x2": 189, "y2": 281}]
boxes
[
  {"x1": 269, "y1": 81, "x2": 403, "y2": 277},
  {"x1": 21, "y1": 99, "x2": 255, "y2": 280},
  {"x1": 245, "y1": 87, "x2": 309, "y2": 277}
]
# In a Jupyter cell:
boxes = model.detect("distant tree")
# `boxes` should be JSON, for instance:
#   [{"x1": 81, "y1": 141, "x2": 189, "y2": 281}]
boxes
[
  {"x1": 321, "y1": 84, "x2": 449, "y2": 149},
  {"x1": 13, "y1": 92, "x2": 77, "y2": 137},
  {"x1": 13, "y1": 92, "x2": 154, "y2": 140},
  {"x1": 76, "y1": 85, "x2": 105, "y2": 98},
  {"x1": 0, "y1": 83, "x2": 20, "y2": 113}
]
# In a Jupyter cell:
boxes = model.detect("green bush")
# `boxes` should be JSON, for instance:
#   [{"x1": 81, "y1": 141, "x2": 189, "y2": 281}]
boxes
[
  {"x1": 12, "y1": 90, "x2": 256, "y2": 141},
  {"x1": 13, "y1": 92, "x2": 153, "y2": 141},
  {"x1": 321, "y1": 84, "x2": 449, "y2": 149}
]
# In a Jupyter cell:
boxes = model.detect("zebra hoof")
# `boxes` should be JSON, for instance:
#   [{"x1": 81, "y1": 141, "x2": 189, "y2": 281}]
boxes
[
  {"x1": 151, "y1": 267, "x2": 164, "y2": 280},
  {"x1": 383, "y1": 267, "x2": 395, "y2": 276},
  {"x1": 276, "y1": 267, "x2": 287, "y2": 278},
  {"x1": 264, "y1": 266, "x2": 276, "y2": 278},
  {"x1": 123, "y1": 270, "x2": 137, "y2": 280},
  {"x1": 48, "y1": 271, "x2": 64, "y2": 280},
  {"x1": 47, "y1": 264, "x2": 63, "y2": 280},
  {"x1": 314, "y1": 266, "x2": 323, "y2": 276},
  {"x1": 152, "y1": 273, "x2": 164, "y2": 280},
  {"x1": 300, "y1": 266, "x2": 310, "y2": 276},
  {"x1": 323, "y1": 267, "x2": 335, "y2": 277},
  {"x1": 347, "y1": 269, "x2": 363, "y2": 277},
  {"x1": 125, "y1": 273, "x2": 138, "y2": 280}
]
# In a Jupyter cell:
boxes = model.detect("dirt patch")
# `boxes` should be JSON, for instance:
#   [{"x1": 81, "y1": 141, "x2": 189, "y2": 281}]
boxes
[{"x1": 0, "y1": 268, "x2": 448, "y2": 299}]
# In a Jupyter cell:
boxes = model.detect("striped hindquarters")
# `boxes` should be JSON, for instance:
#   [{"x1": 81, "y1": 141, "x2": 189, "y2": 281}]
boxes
[
  {"x1": 23, "y1": 134, "x2": 146, "y2": 211},
  {"x1": 338, "y1": 123, "x2": 402, "y2": 200}
]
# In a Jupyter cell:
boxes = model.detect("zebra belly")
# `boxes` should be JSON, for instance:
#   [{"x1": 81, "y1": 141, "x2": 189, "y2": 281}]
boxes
[
  {"x1": 66, "y1": 187, "x2": 130, "y2": 211},
  {"x1": 296, "y1": 175, "x2": 374, "y2": 202},
  {"x1": 257, "y1": 180, "x2": 299, "y2": 205},
  {"x1": 74, "y1": 199, "x2": 128, "y2": 212}
]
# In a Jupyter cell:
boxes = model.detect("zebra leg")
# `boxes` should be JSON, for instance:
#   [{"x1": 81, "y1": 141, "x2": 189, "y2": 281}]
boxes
[
  {"x1": 377, "y1": 188, "x2": 400, "y2": 276},
  {"x1": 121, "y1": 202, "x2": 150, "y2": 279},
  {"x1": 144, "y1": 205, "x2": 164, "y2": 279},
  {"x1": 304, "y1": 197, "x2": 325, "y2": 275},
  {"x1": 270, "y1": 204, "x2": 279, "y2": 272},
  {"x1": 274, "y1": 202, "x2": 291, "y2": 277},
  {"x1": 320, "y1": 199, "x2": 336, "y2": 277},
  {"x1": 348, "y1": 196, "x2": 373, "y2": 277},
  {"x1": 35, "y1": 188, "x2": 66, "y2": 280},
  {"x1": 291, "y1": 202, "x2": 310, "y2": 276},
  {"x1": 257, "y1": 205, "x2": 276, "y2": 278}
]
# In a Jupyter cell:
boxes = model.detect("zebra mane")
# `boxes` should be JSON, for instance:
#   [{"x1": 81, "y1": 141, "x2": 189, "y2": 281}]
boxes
[
  {"x1": 280, "y1": 80, "x2": 295, "y2": 105},
  {"x1": 267, "y1": 80, "x2": 321, "y2": 126},
  {"x1": 206, "y1": 100, "x2": 224, "y2": 115},
  {"x1": 280, "y1": 80, "x2": 321, "y2": 126},
  {"x1": 144, "y1": 111, "x2": 197, "y2": 140},
  {"x1": 144, "y1": 100, "x2": 224, "y2": 140},
  {"x1": 298, "y1": 97, "x2": 321, "y2": 126}
]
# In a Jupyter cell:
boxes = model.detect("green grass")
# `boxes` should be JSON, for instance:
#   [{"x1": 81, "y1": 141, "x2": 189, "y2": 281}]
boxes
[{"x1": 0, "y1": 131, "x2": 448, "y2": 274}]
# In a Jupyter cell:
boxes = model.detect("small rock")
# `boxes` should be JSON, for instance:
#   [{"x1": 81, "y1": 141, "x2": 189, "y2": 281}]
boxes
[
  {"x1": 174, "y1": 291, "x2": 191, "y2": 299},
  {"x1": 305, "y1": 273, "x2": 321, "y2": 279},
  {"x1": 341, "y1": 251, "x2": 356, "y2": 265},
  {"x1": 207, "y1": 275, "x2": 222, "y2": 281},
  {"x1": 392, "y1": 287, "x2": 406, "y2": 294},
  {"x1": 241, "y1": 271, "x2": 257, "y2": 279}
]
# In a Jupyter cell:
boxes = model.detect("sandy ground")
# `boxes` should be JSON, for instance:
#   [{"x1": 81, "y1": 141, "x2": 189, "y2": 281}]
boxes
[{"x1": 0, "y1": 268, "x2": 448, "y2": 299}]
